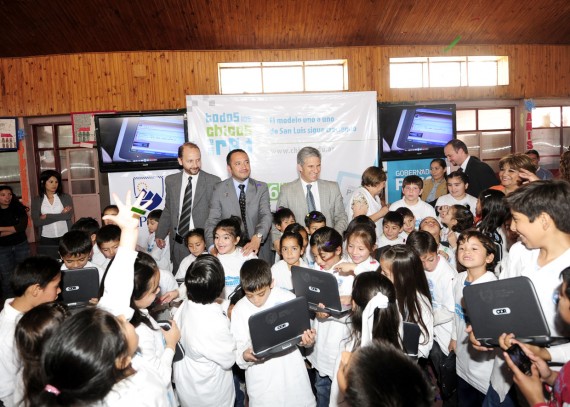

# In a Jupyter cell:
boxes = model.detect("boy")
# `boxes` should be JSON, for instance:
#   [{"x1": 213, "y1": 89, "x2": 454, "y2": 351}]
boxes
[
  {"x1": 378, "y1": 211, "x2": 405, "y2": 248},
  {"x1": 101, "y1": 204, "x2": 119, "y2": 225},
  {"x1": 395, "y1": 206, "x2": 416, "y2": 238},
  {"x1": 389, "y1": 175, "x2": 436, "y2": 228},
  {"x1": 470, "y1": 181, "x2": 570, "y2": 405},
  {"x1": 71, "y1": 217, "x2": 105, "y2": 267},
  {"x1": 0, "y1": 256, "x2": 62, "y2": 407},
  {"x1": 305, "y1": 210, "x2": 327, "y2": 235},
  {"x1": 95, "y1": 224, "x2": 121, "y2": 270},
  {"x1": 147, "y1": 209, "x2": 172, "y2": 272},
  {"x1": 272, "y1": 207, "x2": 296, "y2": 252},
  {"x1": 231, "y1": 259, "x2": 316, "y2": 406},
  {"x1": 59, "y1": 230, "x2": 105, "y2": 281}
]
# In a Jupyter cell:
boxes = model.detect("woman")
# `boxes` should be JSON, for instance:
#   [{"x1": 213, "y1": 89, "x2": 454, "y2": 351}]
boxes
[
  {"x1": 0, "y1": 185, "x2": 30, "y2": 299},
  {"x1": 495, "y1": 153, "x2": 537, "y2": 195},
  {"x1": 421, "y1": 158, "x2": 447, "y2": 206},
  {"x1": 31, "y1": 170, "x2": 73, "y2": 252}
]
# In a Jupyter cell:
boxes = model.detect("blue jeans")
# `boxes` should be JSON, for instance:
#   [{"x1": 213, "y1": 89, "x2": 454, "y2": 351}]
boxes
[
  {"x1": 315, "y1": 371, "x2": 332, "y2": 407},
  {"x1": 0, "y1": 240, "x2": 30, "y2": 299},
  {"x1": 482, "y1": 383, "x2": 519, "y2": 407}
]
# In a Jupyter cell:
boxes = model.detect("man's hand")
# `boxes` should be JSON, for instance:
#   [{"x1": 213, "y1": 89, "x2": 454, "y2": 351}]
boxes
[
  {"x1": 156, "y1": 238, "x2": 166, "y2": 249},
  {"x1": 242, "y1": 234, "x2": 261, "y2": 256}
]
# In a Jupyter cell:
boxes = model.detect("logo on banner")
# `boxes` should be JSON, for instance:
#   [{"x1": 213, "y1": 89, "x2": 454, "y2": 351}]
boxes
[{"x1": 133, "y1": 177, "x2": 165, "y2": 211}]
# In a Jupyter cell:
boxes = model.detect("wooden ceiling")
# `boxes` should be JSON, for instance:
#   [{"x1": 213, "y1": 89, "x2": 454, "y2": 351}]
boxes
[{"x1": 0, "y1": 0, "x2": 569, "y2": 58}]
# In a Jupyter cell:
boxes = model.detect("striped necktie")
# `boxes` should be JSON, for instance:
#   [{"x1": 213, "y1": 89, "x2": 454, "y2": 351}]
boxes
[
  {"x1": 238, "y1": 184, "x2": 249, "y2": 238},
  {"x1": 178, "y1": 176, "x2": 192, "y2": 238},
  {"x1": 306, "y1": 184, "x2": 316, "y2": 213}
]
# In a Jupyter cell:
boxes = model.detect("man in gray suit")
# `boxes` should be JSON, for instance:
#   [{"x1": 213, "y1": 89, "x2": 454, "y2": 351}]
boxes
[
  {"x1": 156, "y1": 142, "x2": 221, "y2": 272},
  {"x1": 205, "y1": 149, "x2": 273, "y2": 263},
  {"x1": 273, "y1": 146, "x2": 348, "y2": 243}
]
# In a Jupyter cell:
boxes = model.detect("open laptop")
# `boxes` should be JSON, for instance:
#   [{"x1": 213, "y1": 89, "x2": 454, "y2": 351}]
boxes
[
  {"x1": 249, "y1": 296, "x2": 311, "y2": 359},
  {"x1": 291, "y1": 266, "x2": 352, "y2": 318},
  {"x1": 59, "y1": 267, "x2": 100, "y2": 309},
  {"x1": 463, "y1": 276, "x2": 564, "y2": 347}
]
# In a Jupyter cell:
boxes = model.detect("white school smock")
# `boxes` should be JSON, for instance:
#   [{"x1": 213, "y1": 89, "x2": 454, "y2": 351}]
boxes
[
  {"x1": 452, "y1": 271, "x2": 497, "y2": 394},
  {"x1": 271, "y1": 258, "x2": 308, "y2": 290},
  {"x1": 426, "y1": 255, "x2": 457, "y2": 355},
  {"x1": 219, "y1": 247, "x2": 257, "y2": 300},
  {"x1": 353, "y1": 256, "x2": 380, "y2": 275},
  {"x1": 149, "y1": 232, "x2": 172, "y2": 272},
  {"x1": 231, "y1": 288, "x2": 315, "y2": 407},
  {"x1": 389, "y1": 199, "x2": 437, "y2": 229},
  {"x1": 378, "y1": 234, "x2": 405, "y2": 248},
  {"x1": 414, "y1": 292, "x2": 434, "y2": 359},
  {"x1": 328, "y1": 338, "x2": 355, "y2": 407},
  {"x1": 91, "y1": 243, "x2": 110, "y2": 270},
  {"x1": 435, "y1": 193, "x2": 478, "y2": 216},
  {"x1": 173, "y1": 299, "x2": 236, "y2": 407},
  {"x1": 0, "y1": 299, "x2": 23, "y2": 407},
  {"x1": 345, "y1": 186, "x2": 384, "y2": 244}
]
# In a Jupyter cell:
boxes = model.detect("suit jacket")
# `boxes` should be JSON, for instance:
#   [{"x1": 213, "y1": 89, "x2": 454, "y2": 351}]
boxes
[
  {"x1": 273, "y1": 178, "x2": 348, "y2": 241},
  {"x1": 204, "y1": 177, "x2": 273, "y2": 248},
  {"x1": 464, "y1": 156, "x2": 499, "y2": 198},
  {"x1": 156, "y1": 170, "x2": 221, "y2": 251}
]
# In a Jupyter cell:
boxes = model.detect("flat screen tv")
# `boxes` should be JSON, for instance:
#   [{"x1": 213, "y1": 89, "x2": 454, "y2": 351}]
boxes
[
  {"x1": 95, "y1": 110, "x2": 187, "y2": 173},
  {"x1": 378, "y1": 104, "x2": 456, "y2": 161}
]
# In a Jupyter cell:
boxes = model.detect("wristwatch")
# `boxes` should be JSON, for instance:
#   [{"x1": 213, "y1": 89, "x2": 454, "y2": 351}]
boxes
[{"x1": 255, "y1": 233, "x2": 263, "y2": 239}]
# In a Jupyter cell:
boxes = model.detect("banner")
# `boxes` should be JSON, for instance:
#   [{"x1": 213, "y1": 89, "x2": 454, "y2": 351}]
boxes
[
  {"x1": 186, "y1": 92, "x2": 378, "y2": 208},
  {"x1": 385, "y1": 158, "x2": 433, "y2": 204}
]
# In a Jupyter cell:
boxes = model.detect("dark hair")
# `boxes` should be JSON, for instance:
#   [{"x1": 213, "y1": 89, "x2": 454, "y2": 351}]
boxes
[
  {"x1": 38, "y1": 170, "x2": 63, "y2": 196},
  {"x1": 349, "y1": 272, "x2": 401, "y2": 349},
  {"x1": 456, "y1": 230, "x2": 498, "y2": 272},
  {"x1": 228, "y1": 284, "x2": 246, "y2": 307},
  {"x1": 284, "y1": 223, "x2": 309, "y2": 245},
  {"x1": 361, "y1": 166, "x2": 387, "y2": 187},
  {"x1": 130, "y1": 251, "x2": 160, "y2": 330},
  {"x1": 525, "y1": 149, "x2": 540, "y2": 158},
  {"x1": 406, "y1": 231, "x2": 438, "y2": 256},
  {"x1": 383, "y1": 211, "x2": 404, "y2": 228},
  {"x1": 177, "y1": 142, "x2": 200, "y2": 158},
  {"x1": 560, "y1": 267, "x2": 570, "y2": 300},
  {"x1": 402, "y1": 175, "x2": 423, "y2": 190},
  {"x1": 380, "y1": 245, "x2": 432, "y2": 343},
  {"x1": 477, "y1": 189, "x2": 508, "y2": 236},
  {"x1": 29, "y1": 308, "x2": 130, "y2": 406},
  {"x1": 445, "y1": 139, "x2": 469, "y2": 154},
  {"x1": 59, "y1": 230, "x2": 92, "y2": 257},
  {"x1": 394, "y1": 207, "x2": 414, "y2": 220},
  {"x1": 71, "y1": 217, "x2": 100, "y2": 237},
  {"x1": 305, "y1": 211, "x2": 326, "y2": 228},
  {"x1": 184, "y1": 228, "x2": 206, "y2": 246},
  {"x1": 15, "y1": 302, "x2": 70, "y2": 406},
  {"x1": 346, "y1": 224, "x2": 376, "y2": 253},
  {"x1": 0, "y1": 185, "x2": 28, "y2": 211},
  {"x1": 147, "y1": 209, "x2": 162, "y2": 222},
  {"x1": 345, "y1": 340, "x2": 434, "y2": 407},
  {"x1": 430, "y1": 158, "x2": 447, "y2": 170},
  {"x1": 310, "y1": 226, "x2": 343, "y2": 254},
  {"x1": 280, "y1": 231, "x2": 304, "y2": 255},
  {"x1": 11, "y1": 256, "x2": 61, "y2": 297},
  {"x1": 226, "y1": 148, "x2": 248, "y2": 165},
  {"x1": 499, "y1": 153, "x2": 537, "y2": 177},
  {"x1": 447, "y1": 170, "x2": 470, "y2": 185},
  {"x1": 213, "y1": 216, "x2": 244, "y2": 245},
  {"x1": 346, "y1": 214, "x2": 376, "y2": 232},
  {"x1": 101, "y1": 205, "x2": 119, "y2": 215},
  {"x1": 96, "y1": 224, "x2": 121, "y2": 246},
  {"x1": 505, "y1": 180, "x2": 570, "y2": 233},
  {"x1": 273, "y1": 207, "x2": 295, "y2": 227},
  {"x1": 240, "y1": 259, "x2": 272, "y2": 293},
  {"x1": 185, "y1": 254, "x2": 226, "y2": 305},
  {"x1": 448, "y1": 204, "x2": 474, "y2": 233}
]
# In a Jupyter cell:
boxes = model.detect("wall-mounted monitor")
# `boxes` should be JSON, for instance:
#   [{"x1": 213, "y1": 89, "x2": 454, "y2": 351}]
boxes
[
  {"x1": 95, "y1": 110, "x2": 187, "y2": 173},
  {"x1": 378, "y1": 104, "x2": 456, "y2": 161}
]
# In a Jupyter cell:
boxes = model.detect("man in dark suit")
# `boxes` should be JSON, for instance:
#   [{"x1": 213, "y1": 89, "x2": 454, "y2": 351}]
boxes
[
  {"x1": 156, "y1": 142, "x2": 221, "y2": 272},
  {"x1": 444, "y1": 139, "x2": 499, "y2": 197},
  {"x1": 204, "y1": 149, "x2": 273, "y2": 263}
]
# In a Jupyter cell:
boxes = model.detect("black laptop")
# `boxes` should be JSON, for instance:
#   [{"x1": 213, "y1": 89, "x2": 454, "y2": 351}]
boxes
[
  {"x1": 249, "y1": 296, "x2": 311, "y2": 359},
  {"x1": 60, "y1": 267, "x2": 100, "y2": 308},
  {"x1": 291, "y1": 266, "x2": 352, "y2": 318},
  {"x1": 463, "y1": 276, "x2": 564, "y2": 347}
]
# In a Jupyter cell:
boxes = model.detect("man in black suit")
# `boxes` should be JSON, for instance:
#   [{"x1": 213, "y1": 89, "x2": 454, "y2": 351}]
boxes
[
  {"x1": 156, "y1": 142, "x2": 221, "y2": 272},
  {"x1": 444, "y1": 139, "x2": 499, "y2": 197}
]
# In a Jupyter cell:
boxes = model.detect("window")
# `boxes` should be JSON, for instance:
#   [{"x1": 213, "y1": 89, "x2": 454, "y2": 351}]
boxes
[
  {"x1": 33, "y1": 123, "x2": 74, "y2": 194},
  {"x1": 390, "y1": 56, "x2": 509, "y2": 88},
  {"x1": 456, "y1": 108, "x2": 514, "y2": 172},
  {"x1": 531, "y1": 106, "x2": 570, "y2": 172},
  {"x1": 0, "y1": 152, "x2": 22, "y2": 197},
  {"x1": 218, "y1": 60, "x2": 348, "y2": 94}
]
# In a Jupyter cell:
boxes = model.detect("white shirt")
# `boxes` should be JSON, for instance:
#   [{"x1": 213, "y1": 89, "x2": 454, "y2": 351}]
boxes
[
  {"x1": 149, "y1": 233, "x2": 172, "y2": 272},
  {"x1": 345, "y1": 186, "x2": 383, "y2": 242},
  {"x1": 389, "y1": 199, "x2": 437, "y2": 229},
  {"x1": 353, "y1": 256, "x2": 380, "y2": 275},
  {"x1": 271, "y1": 258, "x2": 308, "y2": 291},
  {"x1": 91, "y1": 244, "x2": 110, "y2": 270},
  {"x1": 300, "y1": 179, "x2": 321, "y2": 212},
  {"x1": 0, "y1": 299, "x2": 23, "y2": 407},
  {"x1": 40, "y1": 194, "x2": 68, "y2": 238},
  {"x1": 178, "y1": 172, "x2": 200, "y2": 232},
  {"x1": 378, "y1": 234, "x2": 405, "y2": 248},
  {"x1": 219, "y1": 247, "x2": 257, "y2": 300},
  {"x1": 435, "y1": 193, "x2": 478, "y2": 216}
]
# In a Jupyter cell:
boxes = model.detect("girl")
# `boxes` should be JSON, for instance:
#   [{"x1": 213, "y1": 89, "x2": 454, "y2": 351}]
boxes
[
  {"x1": 441, "y1": 204, "x2": 474, "y2": 250},
  {"x1": 330, "y1": 272, "x2": 402, "y2": 406},
  {"x1": 476, "y1": 189, "x2": 508, "y2": 272},
  {"x1": 419, "y1": 216, "x2": 455, "y2": 267},
  {"x1": 214, "y1": 216, "x2": 257, "y2": 300},
  {"x1": 175, "y1": 228, "x2": 207, "y2": 279},
  {"x1": 271, "y1": 230, "x2": 307, "y2": 290},
  {"x1": 335, "y1": 223, "x2": 379, "y2": 277},
  {"x1": 422, "y1": 158, "x2": 448, "y2": 206},
  {"x1": 285, "y1": 222, "x2": 312, "y2": 267},
  {"x1": 435, "y1": 170, "x2": 478, "y2": 217},
  {"x1": 379, "y1": 245, "x2": 434, "y2": 359},
  {"x1": 449, "y1": 230, "x2": 497, "y2": 406},
  {"x1": 26, "y1": 307, "x2": 169, "y2": 406}
]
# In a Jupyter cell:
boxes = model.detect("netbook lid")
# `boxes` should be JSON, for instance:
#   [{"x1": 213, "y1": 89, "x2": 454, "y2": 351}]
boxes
[
  {"x1": 291, "y1": 266, "x2": 351, "y2": 318},
  {"x1": 249, "y1": 296, "x2": 311, "y2": 359},
  {"x1": 463, "y1": 276, "x2": 558, "y2": 347},
  {"x1": 60, "y1": 267, "x2": 100, "y2": 306}
]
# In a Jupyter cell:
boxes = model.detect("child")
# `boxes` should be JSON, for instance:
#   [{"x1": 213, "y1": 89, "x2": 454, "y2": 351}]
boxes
[
  {"x1": 0, "y1": 256, "x2": 62, "y2": 407},
  {"x1": 395, "y1": 206, "x2": 416, "y2": 238},
  {"x1": 476, "y1": 189, "x2": 508, "y2": 270},
  {"x1": 230, "y1": 259, "x2": 316, "y2": 406},
  {"x1": 419, "y1": 216, "x2": 455, "y2": 267},
  {"x1": 335, "y1": 223, "x2": 379, "y2": 277},
  {"x1": 95, "y1": 224, "x2": 121, "y2": 270},
  {"x1": 101, "y1": 204, "x2": 119, "y2": 225},
  {"x1": 173, "y1": 255, "x2": 236, "y2": 407},
  {"x1": 59, "y1": 229, "x2": 105, "y2": 281},
  {"x1": 379, "y1": 245, "x2": 434, "y2": 359},
  {"x1": 435, "y1": 170, "x2": 478, "y2": 217},
  {"x1": 285, "y1": 222, "x2": 312, "y2": 267},
  {"x1": 389, "y1": 175, "x2": 436, "y2": 227},
  {"x1": 449, "y1": 230, "x2": 497, "y2": 406},
  {"x1": 406, "y1": 230, "x2": 457, "y2": 403},
  {"x1": 440, "y1": 204, "x2": 474, "y2": 250},
  {"x1": 305, "y1": 210, "x2": 327, "y2": 235},
  {"x1": 175, "y1": 228, "x2": 207, "y2": 280},
  {"x1": 272, "y1": 207, "x2": 296, "y2": 253},
  {"x1": 271, "y1": 230, "x2": 307, "y2": 290},
  {"x1": 308, "y1": 227, "x2": 353, "y2": 406},
  {"x1": 147, "y1": 209, "x2": 172, "y2": 272},
  {"x1": 378, "y1": 211, "x2": 405, "y2": 248},
  {"x1": 71, "y1": 217, "x2": 103, "y2": 265}
]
